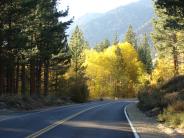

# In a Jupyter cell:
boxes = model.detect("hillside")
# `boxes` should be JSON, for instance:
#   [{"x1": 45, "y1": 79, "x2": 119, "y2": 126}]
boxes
[
  {"x1": 69, "y1": 0, "x2": 154, "y2": 47},
  {"x1": 136, "y1": 21, "x2": 156, "y2": 57}
]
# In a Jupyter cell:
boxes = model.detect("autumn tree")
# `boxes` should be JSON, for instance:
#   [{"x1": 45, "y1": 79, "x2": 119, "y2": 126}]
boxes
[{"x1": 85, "y1": 43, "x2": 146, "y2": 98}]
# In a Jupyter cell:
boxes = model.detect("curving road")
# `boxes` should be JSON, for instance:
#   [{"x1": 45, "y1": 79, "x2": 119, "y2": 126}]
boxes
[{"x1": 0, "y1": 100, "x2": 136, "y2": 138}]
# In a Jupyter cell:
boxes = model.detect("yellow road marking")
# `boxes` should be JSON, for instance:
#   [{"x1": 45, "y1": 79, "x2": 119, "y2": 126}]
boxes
[{"x1": 26, "y1": 102, "x2": 112, "y2": 138}]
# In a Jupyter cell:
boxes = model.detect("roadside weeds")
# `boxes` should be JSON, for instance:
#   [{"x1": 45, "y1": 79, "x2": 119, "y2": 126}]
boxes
[{"x1": 126, "y1": 103, "x2": 184, "y2": 138}]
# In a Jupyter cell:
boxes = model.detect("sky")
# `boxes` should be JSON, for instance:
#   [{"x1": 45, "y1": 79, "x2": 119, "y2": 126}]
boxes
[{"x1": 57, "y1": 0, "x2": 139, "y2": 19}]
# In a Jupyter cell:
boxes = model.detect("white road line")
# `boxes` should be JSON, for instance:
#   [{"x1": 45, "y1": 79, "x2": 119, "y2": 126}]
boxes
[{"x1": 124, "y1": 105, "x2": 140, "y2": 138}]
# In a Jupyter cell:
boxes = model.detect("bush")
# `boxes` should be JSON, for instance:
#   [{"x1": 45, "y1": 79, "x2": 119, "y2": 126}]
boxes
[
  {"x1": 163, "y1": 92, "x2": 179, "y2": 106},
  {"x1": 167, "y1": 101, "x2": 184, "y2": 113},
  {"x1": 0, "y1": 95, "x2": 71, "y2": 111},
  {"x1": 140, "y1": 73, "x2": 184, "y2": 128},
  {"x1": 160, "y1": 75, "x2": 184, "y2": 93},
  {"x1": 158, "y1": 101, "x2": 184, "y2": 128},
  {"x1": 69, "y1": 82, "x2": 89, "y2": 103},
  {"x1": 138, "y1": 87, "x2": 164, "y2": 111}
]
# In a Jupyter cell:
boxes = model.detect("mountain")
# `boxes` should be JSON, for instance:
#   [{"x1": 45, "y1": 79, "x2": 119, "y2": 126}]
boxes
[
  {"x1": 69, "y1": 0, "x2": 154, "y2": 47},
  {"x1": 136, "y1": 21, "x2": 156, "y2": 58},
  {"x1": 136, "y1": 20, "x2": 153, "y2": 36},
  {"x1": 76, "y1": 13, "x2": 102, "y2": 26}
]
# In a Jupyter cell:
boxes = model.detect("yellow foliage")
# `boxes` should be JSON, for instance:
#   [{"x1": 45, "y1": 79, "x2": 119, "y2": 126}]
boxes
[
  {"x1": 151, "y1": 58, "x2": 174, "y2": 85},
  {"x1": 84, "y1": 42, "x2": 147, "y2": 98}
]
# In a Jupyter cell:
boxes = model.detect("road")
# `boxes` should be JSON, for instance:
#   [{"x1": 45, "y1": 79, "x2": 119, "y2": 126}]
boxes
[{"x1": 0, "y1": 100, "x2": 136, "y2": 138}]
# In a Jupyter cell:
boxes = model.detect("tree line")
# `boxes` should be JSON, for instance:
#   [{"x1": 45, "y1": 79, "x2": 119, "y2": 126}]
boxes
[
  {"x1": 2, "y1": 0, "x2": 182, "y2": 102},
  {"x1": 67, "y1": 25, "x2": 153, "y2": 99},
  {"x1": 0, "y1": 0, "x2": 153, "y2": 100},
  {"x1": 0, "y1": 0, "x2": 72, "y2": 97}
]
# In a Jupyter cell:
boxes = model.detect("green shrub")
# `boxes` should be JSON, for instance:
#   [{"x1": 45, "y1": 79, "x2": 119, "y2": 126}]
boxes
[
  {"x1": 69, "y1": 82, "x2": 89, "y2": 103},
  {"x1": 160, "y1": 75, "x2": 184, "y2": 93},
  {"x1": 138, "y1": 87, "x2": 164, "y2": 111}
]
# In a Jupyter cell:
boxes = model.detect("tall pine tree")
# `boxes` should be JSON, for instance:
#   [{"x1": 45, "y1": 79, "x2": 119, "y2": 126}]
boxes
[
  {"x1": 152, "y1": 5, "x2": 181, "y2": 76},
  {"x1": 124, "y1": 25, "x2": 137, "y2": 50},
  {"x1": 138, "y1": 34, "x2": 153, "y2": 74},
  {"x1": 68, "y1": 26, "x2": 89, "y2": 102}
]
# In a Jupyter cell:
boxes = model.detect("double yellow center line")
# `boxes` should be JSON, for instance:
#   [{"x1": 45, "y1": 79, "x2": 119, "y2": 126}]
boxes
[{"x1": 26, "y1": 102, "x2": 113, "y2": 138}]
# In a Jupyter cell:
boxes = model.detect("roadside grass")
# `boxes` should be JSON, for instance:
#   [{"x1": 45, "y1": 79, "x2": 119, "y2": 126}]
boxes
[
  {"x1": 0, "y1": 95, "x2": 72, "y2": 111},
  {"x1": 158, "y1": 101, "x2": 184, "y2": 128},
  {"x1": 138, "y1": 75, "x2": 184, "y2": 129}
]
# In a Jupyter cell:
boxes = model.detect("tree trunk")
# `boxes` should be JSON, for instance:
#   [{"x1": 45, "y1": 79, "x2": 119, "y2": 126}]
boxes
[
  {"x1": 0, "y1": 63, "x2": 3, "y2": 96},
  {"x1": 36, "y1": 60, "x2": 42, "y2": 96},
  {"x1": 55, "y1": 72, "x2": 58, "y2": 93},
  {"x1": 44, "y1": 61, "x2": 49, "y2": 96},
  {"x1": 6, "y1": 65, "x2": 11, "y2": 95},
  {"x1": 11, "y1": 65, "x2": 15, "y2": 95},
  {"x1": 21, "y1": 63, "x2": 26, "y2": 96},
  {"x1": 173, "y1": 46, "x2": 179, "y2": 76},
  {"x1": 30, "y1": 60, "x2": 36, "y2": 96},
  {"x1": 172, "y1": 34, "x2": 179, "y2": 76},
  {"x1": 15, "y1": 59, "x2": 20, "y2": 95}
]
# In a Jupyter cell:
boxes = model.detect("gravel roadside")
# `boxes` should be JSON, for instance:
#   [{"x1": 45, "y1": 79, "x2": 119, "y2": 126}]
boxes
[{"x1": 126, "y1": 103, "x2": 181, "y2": 138}]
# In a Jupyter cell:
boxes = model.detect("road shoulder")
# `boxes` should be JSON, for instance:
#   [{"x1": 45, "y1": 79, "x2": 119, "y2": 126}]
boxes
[{"x1": 126, "y1": 103, "x2": 170, "y2": 138}]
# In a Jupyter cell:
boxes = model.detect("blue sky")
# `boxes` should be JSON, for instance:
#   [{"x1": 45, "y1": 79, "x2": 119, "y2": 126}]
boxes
[{"x1": 57, "y1": 0, "x2": 139, "y2": 19}]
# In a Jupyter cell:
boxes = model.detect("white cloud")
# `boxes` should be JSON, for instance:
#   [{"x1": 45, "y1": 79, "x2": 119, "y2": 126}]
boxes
[{"x1": 57, "y1": 0, "x2": 139, "y2": 18}]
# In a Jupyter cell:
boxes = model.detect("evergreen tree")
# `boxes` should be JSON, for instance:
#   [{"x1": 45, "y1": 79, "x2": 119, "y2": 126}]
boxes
[
  {"x1": 152, "y1": 5, "x2": 181, "y2": 76},
  {"x1": 155, "y1": 0, "x2": 184, "y2": 72},
  {"x1": 38, "y1": 0, "x2": 72, "y2": 96},
  {"x1": 0, "y1": 0, "x2": 37, "y2": 95},
  {"x1": 112, "y1": 32, "x2": 119, "y2": 45},
  {"x1": 155, "y1": 0, "x2": 184, "y2": 30},
  {"x1": 68, "y1": 26, "x2": 89, "y2": 102},
  {"x1": 0, "y1": 0, "x2": 72, "y2": 97},
  {"x1": 124, "y1": 25, "x2": 137, "y2": 50},
  {"x1": 138, "y1": 34, "x2": 153, "y2": 74},
  {"x1": 69, "y1": 26, "x2": 89, "y2": 80},
  {"x1": 95, "y1": 39, "x2": 110, "y2": 52}
]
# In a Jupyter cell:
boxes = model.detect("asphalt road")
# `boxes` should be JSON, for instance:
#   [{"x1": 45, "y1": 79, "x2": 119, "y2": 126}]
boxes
[{"x1": 0, "y1": 100, "x2": 135, "y2": 138}]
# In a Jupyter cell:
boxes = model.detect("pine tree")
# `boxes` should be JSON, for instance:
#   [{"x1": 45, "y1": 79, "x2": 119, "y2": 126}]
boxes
[
  {"x1": 155, "y1": 0, "x2": 184, "y2": 71},
  {"x1": 68, "y1": 26, "x2": 89, "y2": 102},
  {"x1": 155, "y1": 0, "x2": 184, "y2": 30},
  {"x1": 69, "y1": 26, "x2": 89, "y2": 80},
  {"x1": 0, "y1": 0, "x2": 72, "y2": 97},
  {"x1": 0, "y1": 0, "x2": 37, "y2": 95},
  {"x1": 112, "y1": 32, "x2": 119, "y2": 45},
  {"x1": 124, "y1": 25, "x2": 137, "y2": 50},
  {"x1": 38, "y1": 0, "x2": 72, "y2": 96},
  {"x1": 152, "y1": 5, "x2": 181, "y2": 76},
  {"x1": 95, "y1": 39, "x2": 110, "y2": 52},
  {"x1": 138, "y1": 34, "x2": 153, "y2": 74}
]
